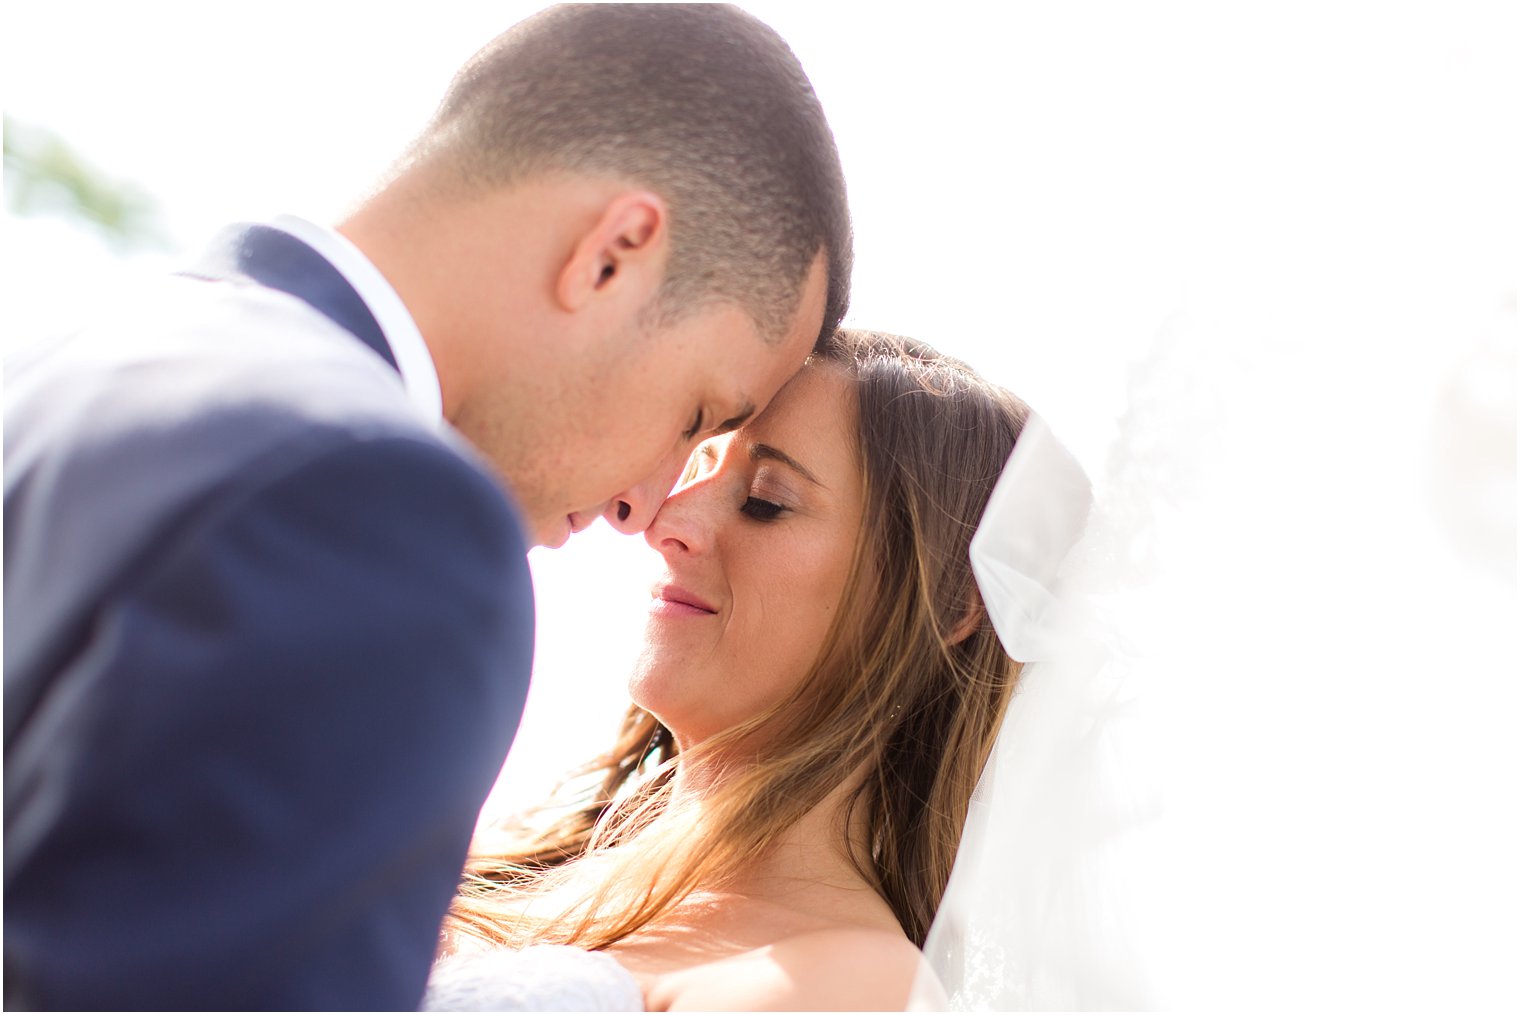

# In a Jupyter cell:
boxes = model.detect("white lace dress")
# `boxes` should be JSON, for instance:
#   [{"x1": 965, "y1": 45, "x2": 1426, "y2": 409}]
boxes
[{"x1": 423, "y1": 944, "x2": 645, "y2": 1011}]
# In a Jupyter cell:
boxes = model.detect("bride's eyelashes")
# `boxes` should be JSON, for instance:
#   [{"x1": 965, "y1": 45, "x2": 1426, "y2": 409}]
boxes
[
  {"x1": 678, "y1": 440, "x2": 795, "y2": 521},
  {"x1": 682, "y1": 409, "x2": 705, "y2": 442},
  {"x1": 740, "y1": 496, "x2": 786, "y2": 521}
]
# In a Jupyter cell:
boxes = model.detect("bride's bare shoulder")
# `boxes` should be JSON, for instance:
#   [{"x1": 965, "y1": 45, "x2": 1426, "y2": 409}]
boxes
[{"x1": 656, "y1": 926, "x2": 928, "y2": 1011}]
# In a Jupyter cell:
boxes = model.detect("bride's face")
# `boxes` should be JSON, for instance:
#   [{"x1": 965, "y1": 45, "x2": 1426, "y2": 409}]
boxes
[{"x1": 631, "y1": 363, "x2": 864, "y2": 748}]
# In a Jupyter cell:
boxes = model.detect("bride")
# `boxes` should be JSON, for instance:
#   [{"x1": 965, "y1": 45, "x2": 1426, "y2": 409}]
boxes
[{"x1": 423, "y1": 327, "x2": 1084, "y2": 1011}]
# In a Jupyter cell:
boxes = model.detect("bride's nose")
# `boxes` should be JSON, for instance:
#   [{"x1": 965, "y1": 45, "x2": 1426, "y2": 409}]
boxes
[{"x1": 644, "y1": 479, "x2": 716, "y2": 557}]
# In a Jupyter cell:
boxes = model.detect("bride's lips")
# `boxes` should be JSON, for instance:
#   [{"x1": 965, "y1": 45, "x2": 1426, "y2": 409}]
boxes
[{"x1": 650, "y1": 583, "x2": 719, "y2": 618}]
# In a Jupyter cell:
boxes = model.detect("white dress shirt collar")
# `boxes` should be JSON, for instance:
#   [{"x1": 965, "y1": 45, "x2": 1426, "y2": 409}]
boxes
[{"x1": 269, "y1": 214, "x2": 443, "y2": 423}]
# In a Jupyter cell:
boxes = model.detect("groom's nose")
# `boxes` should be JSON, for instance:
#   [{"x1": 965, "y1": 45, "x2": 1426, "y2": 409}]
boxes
[{"x1": 603, "y1": 454, "x2": 686, "y2": 535}]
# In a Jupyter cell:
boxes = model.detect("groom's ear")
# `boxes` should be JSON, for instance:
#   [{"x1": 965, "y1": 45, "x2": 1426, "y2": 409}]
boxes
[{"x1": 555, "y1": 191, "x2": 668, "y2": 314}]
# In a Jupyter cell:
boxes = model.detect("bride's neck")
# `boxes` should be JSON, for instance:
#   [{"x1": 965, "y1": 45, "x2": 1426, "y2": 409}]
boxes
[{"x1": 664, "y1": 754, "x2": 874, "y2": 894}]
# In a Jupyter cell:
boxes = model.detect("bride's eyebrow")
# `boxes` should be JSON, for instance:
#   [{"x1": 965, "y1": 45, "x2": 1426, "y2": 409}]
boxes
[{"x1": 750, "y1": 442, "x2": 824, "y2": 488}]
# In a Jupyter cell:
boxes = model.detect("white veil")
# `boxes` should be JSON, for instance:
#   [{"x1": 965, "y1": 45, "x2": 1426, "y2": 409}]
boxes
[
  {"x1": 911, "y1": 413, "x2": 1159, "y2": 1010},
  {"x1": 911, "y1": 295, "x2": 1518, "y2": 1009}
]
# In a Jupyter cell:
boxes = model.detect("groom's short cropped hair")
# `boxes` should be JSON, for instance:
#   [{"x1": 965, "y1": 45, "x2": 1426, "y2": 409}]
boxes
[{"x1": 419, "y1": 3, "x2": 852, "y2": 344}]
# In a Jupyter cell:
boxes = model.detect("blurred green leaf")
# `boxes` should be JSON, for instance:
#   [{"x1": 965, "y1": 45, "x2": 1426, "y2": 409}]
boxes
[{"x1": 3, "y1": 115, "x2": 169, "y2": 252}]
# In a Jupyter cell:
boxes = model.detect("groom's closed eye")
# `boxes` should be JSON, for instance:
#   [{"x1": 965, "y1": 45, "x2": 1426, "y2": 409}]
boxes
[
  {"x1": 684, "y1": 404, "x2": 757, "y2": 444},
  {"x1": 711, "y1": 404, "x2": 756, "y2": 436}
]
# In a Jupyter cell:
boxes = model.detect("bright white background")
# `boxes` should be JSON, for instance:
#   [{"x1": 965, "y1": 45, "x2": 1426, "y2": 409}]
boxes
[{"x1": 5, "y1": 2, "x2": 1517, "y2": 1005}]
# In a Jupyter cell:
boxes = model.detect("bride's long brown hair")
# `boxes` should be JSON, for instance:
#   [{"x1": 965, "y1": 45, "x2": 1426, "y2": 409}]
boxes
[{"x1": 450, "y1": 329, "x2": 1030, "y2": 950}]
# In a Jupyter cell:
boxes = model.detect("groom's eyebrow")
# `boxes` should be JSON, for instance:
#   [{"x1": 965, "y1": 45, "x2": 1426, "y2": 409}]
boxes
[{"x1": 750, "y1": 443, "x2": 824, "y2": 487}]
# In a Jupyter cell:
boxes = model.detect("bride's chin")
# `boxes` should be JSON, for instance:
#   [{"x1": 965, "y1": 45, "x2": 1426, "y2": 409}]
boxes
[
  {"x1": 628, "y1": 653, "x2": 680, "y2": 721},
  {"x1": 628, "y1": 684, "x2": 706, "y2": 753},
  {"x1": 632, "y1": 648, "x2": 752, "y2": 749}
]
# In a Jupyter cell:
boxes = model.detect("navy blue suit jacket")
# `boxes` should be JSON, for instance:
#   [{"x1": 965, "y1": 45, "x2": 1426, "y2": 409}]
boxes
[{"x1": 3, "y1": 227, "x2": 535, "y2": 1010}]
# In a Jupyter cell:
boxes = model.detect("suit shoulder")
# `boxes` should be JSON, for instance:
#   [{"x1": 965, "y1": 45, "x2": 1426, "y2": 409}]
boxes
[
  {"x1": 7, "y1": 300, "x2": 524, "y2": 569},
  {"x1": 6, "y1": 271, "x2": 431, "y2": 464},
  {"x1": 200, "y1": 428, "x2": 528, "y2": 566}
]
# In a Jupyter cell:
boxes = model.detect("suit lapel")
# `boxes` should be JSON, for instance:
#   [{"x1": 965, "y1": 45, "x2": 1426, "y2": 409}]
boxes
[{"x1": 185, "y1": 224, "x2": 400, "y2": 371}]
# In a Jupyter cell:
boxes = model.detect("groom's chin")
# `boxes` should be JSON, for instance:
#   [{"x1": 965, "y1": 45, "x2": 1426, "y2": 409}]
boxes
[
  {"x1": 537, "y1": 516, "x2": 572, "y2": 549},
  {"x1": 520, "y1": 509, "x2": 572, "y2": 549}
]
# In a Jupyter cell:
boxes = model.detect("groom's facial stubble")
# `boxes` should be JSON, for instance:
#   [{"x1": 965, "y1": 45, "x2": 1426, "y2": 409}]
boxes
[
  {"x1": 343, "y1": 171, "x2": 827, "y2": 550},
  {"x1": 454, "y1": 255, "x2": 828, "y2": 549}
]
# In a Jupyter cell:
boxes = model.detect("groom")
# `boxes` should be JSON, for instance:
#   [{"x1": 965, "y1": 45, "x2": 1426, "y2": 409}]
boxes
[{"x1": 3, "y1": 5, "x2": 850, "y2": 1010}]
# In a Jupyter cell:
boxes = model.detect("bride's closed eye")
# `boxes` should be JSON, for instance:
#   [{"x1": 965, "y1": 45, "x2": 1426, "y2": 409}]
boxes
[
  {"x1": 679, "y1": 439, "x2": 796, "y2": 520},
  {"x1": 740, "y1": 496, "x2": 786, "y2": 521}
]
